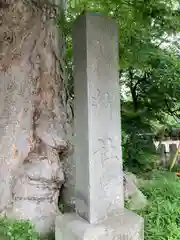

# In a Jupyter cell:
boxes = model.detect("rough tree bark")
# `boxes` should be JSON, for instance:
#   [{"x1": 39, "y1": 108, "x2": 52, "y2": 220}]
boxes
[{"x1": 0, "y1": 0, "x2": 72, "y2": 235}]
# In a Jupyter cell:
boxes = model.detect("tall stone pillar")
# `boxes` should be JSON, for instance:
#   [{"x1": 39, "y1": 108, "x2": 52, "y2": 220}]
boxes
[{"x1": 55, "y1": 12, "x2": 144, "y2": 240}]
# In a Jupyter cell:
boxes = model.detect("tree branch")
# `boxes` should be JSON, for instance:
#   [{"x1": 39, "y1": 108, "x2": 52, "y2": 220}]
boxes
[{"x1": 129, "y1": 68, "x2": 138, "y2": 111}]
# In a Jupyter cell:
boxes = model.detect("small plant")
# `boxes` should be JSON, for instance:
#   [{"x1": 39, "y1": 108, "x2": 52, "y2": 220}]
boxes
[{"x1": 0, "y1": 218, "x2": 40, "y2": 240}]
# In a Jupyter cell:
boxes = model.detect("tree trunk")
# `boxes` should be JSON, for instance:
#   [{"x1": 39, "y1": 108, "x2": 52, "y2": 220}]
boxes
[{"x1": 0, "y1": 0, "x2": 71, "y2": 235}]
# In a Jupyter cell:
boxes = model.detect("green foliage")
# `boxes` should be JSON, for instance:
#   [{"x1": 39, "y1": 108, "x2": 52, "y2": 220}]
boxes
[
  {"x1": 136, "y1": 171, "x2": 180, "y2": 240},
  {"x1": 123, "y1": 132, "x2": 159, "y2": 173},
  {"x1": 170, "y1": 164, "x2": 180, "y2": 173},
  {"x1": 0, "y1": 218, "x2": 39, "y2": 240},
  {"x1": 64, "y1": 0, "x2": 180, "y2": 171},
  {"x1": 121, "y1": 103, "x2": 159, "y2": 172}
]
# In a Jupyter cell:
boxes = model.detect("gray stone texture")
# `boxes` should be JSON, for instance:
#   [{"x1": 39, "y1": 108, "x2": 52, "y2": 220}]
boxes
[
  {"x1": 55, "y1": 209, "x2": 144, "y2": 240},
  {"x1": 169, "y1": 143, "x2": 177, "y2": 155},
  {"x1": 158, "y1": 144, "x2": 166, "y2": 166},
  {"x1": 124, "y1": 173, "x2": 147, "y2": 211},
  {"x1": 169, "y1": 143, "x2": 177, "y2": 164},
  {"x1": 73, "y1": 11, "x2": 124, "y2": 225},
  {"x1": 55, "y1": 11, "x2": 144, "y2": 240}
]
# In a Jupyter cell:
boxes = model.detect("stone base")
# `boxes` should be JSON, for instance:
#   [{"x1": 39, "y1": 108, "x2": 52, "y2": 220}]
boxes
[{"x1": 55, "y1": 209, "x2": 144, "y2": 240}]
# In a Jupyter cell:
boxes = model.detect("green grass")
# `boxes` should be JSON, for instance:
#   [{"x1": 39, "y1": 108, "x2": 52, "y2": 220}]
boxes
[
  {"x1": 0, "y1": 217, "x2": 57, "y2": 240},
  {"x1": 0, "y1": 218, "x2": 39, "y2": 240},
  {"x1": 135, "y1": 170, "x2": 180, "y2": 240}
]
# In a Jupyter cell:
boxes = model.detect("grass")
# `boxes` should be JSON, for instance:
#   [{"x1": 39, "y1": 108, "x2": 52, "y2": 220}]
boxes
[
  {"x1": 0, "y1": 218, "x2": 55, "y2": 240},
  {"x1": 134, "y1": 170, "x2": 180, "y2": 240},
  {"x1": 0, "y1": 218, "x2": 39, "y2": 240}
]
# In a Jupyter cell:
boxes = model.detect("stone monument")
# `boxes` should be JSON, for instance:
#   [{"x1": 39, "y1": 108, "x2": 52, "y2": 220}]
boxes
[
  {"x1": 158, "y1": 144, "x2": 166, "y2": 166},
  {"x1": 169, "y1": 143, "x2": 178, "y2": 166},
  {"x1": 55, "y1": 12, "x2": 144, "y2": 240}
]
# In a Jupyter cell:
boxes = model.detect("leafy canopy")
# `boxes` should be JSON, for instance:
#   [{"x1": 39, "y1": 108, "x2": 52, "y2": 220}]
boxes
[{"x1": 64, "y1": 0, "x2": 180, "y2": 171}]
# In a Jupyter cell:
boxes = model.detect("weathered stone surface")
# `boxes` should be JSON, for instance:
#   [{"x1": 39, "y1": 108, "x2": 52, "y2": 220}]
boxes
[
  {"x1": 56, "y1": 11, "x2": 143, "y2": 240},
  {"x1": 125, "y1": 172, "x2": 139, "y2": 185},
  {"x1": 124, "y1": 173, "x2": 147, "y2": 211},
  {"x1": 55, "y1": 209, "x2": 144, "y2": 240},
  {"x1": 73, "y1": 11, "x2": 123, "y2": 224},
  {"x1": 158, "y1": 144, "x2": 166, "y2": 166},
  {"x1": 169, "y1": 143, "x2": 177, "y2": 164}
]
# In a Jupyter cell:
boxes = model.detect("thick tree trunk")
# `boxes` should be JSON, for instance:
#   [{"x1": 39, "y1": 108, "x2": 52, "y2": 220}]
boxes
[{"x1": 0, "y1": 0, "x2": 71, "y2": 235}]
